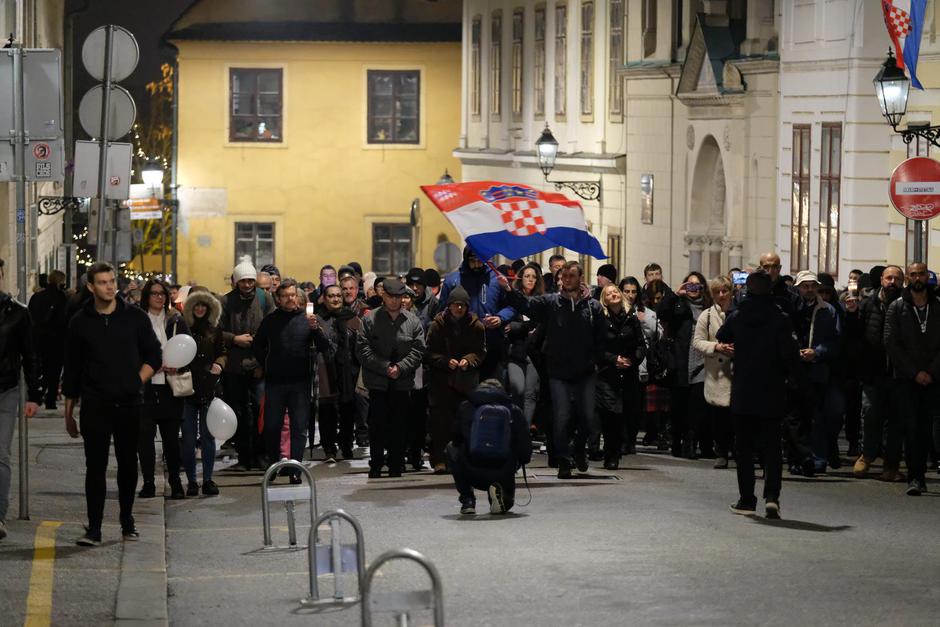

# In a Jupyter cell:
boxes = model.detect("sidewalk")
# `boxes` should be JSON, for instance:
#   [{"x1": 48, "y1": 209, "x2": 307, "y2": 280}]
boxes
[{"x1": 0, "y1": 407, "x2": 168, "y2": 626}]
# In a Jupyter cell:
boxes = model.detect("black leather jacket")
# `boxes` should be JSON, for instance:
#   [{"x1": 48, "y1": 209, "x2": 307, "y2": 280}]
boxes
[{"x1": 0, "y1": 293, "x2": 42, "y2": 401}]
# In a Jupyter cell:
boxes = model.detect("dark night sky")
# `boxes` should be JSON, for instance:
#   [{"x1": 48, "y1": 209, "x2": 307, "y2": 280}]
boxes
[{"x1": 69, "y1": 0, "x2": 194, "y2": 137}]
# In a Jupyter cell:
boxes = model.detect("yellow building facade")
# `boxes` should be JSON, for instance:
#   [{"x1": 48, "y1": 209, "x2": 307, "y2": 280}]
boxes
[{"x1": 169, "y1": 7, "x2": 462, "y2": 291}]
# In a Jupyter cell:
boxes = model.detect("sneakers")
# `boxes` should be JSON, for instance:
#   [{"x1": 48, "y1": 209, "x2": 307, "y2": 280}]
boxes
[
  {"x1": 137, "y1": 483, "x2": 156, "y2": 499},
  {"x1": 881, "y1": 467, "x2": 905, "y2": 483},
  {"x1": 186, "y1": 482, "x2": 199, "y2": 497},
  {"x1": 906, "y1": 479, "x2": 927, "y2": 496},
  {"x1": 122, "y1": 525, "x2": 140, "y2": 541},
  {"x1": 77, "y1": 527, "x2": 102, "y2": 546},
  {"x1": 289, "y1": 474, "x2": 303, "y2": 485},
  {"x1": 765, "y1": 500, "x2": 781, "y2": 520},
  {"x1": 488, "y1": 483, "x2": 506, "y2": 514},
  {"x1": 852, "y1": 455, "x2": 870, "y2": 476},
  {"x1": 729, "y1": 499, "x2": 757, "y2": 515},
  {"x1": 0, "y1": 520, "x2": 6, "y2": 541},
  {"x1": 323, "y1": 454, "x2": 336, "y2": 464},
  {"x1": 202, "y1": 480, "x2": 219, "y2": 496},
  {"x1": 459, "y1": 501, "x2": 476, "y2": 515}
]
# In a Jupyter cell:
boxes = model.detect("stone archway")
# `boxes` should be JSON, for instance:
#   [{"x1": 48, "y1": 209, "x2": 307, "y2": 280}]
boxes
[{"x1": 687, "y1": 135, "x2": 727, "y2": 275}]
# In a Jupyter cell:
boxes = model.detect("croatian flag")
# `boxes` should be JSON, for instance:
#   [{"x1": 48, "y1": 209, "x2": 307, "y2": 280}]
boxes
[
  {"x1": 421, "y1": 181, "x2": 606, "y2": 262},
  {"x1": 882, "y1": 0, "x2": 927, "y2": 89}
]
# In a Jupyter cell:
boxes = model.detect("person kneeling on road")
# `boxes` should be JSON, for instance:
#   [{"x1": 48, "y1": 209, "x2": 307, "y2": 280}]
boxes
[{"x1": 446, "y1": 379, "x2": 531, "y2": 516}]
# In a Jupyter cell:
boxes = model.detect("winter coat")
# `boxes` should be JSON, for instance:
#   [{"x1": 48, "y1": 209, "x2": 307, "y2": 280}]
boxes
[
  {"x1": 356, "y1": 307, "x2": 427, "y2": 391},
  {"x1": 426, "y1": 310, "x2": 486, "y2": 406},
  {"x1": 884, "y1": 289, "x2": 940, "y2": 381},
  {"x1": 439, "y1": 262, "x2": 515, "y2": 357},
  {"x1": 182, "y1": 291, "x2": 227, "y2": 404},
  {"x1": 505, "y1": 289, "x2": 607, "y2": 381},
  {"x1": 253, "y1": 308, "x2": 332, "y2": 385},
  {"x1": 316, "y1": 308, "x2": 360, "y2": 403},
  {"x1": 657, "y1": 293, "x2": 705, "y2": 387},
  {"x1": 792, "y1": 296, "x2": 840, "y2": 385},
  {"x1": 219, "y1": 288, "x2": 275, "y2": 375},
  {"x1": 839, "y1": 306, "x2": 864, "y2": 381},
  {"x1": 451, "y1": 383, "x2": 532, "y2": 473},
  {"x1": 505, "y1": 307, "x2": 542, "y2": 365},
  {"x1": 635, "y1": 307, "x2": 661, "y2": 382},
  {"x1": 692, "y1": 304, "x2": 732, "y2": 407},
  {"x1": 28, "y1": 285, "x2": 68, "y2": 347},
  {"x1": 0, "y1": 293, "x2": 42, "y2": 401},
  {"x1": 716, "y1": 293, "x2": 799, "y2": 419},
  {"x1": 413, "y1": 293, "x2": 441, "y2": 331},
  {"x1": 858, "y1": 290, "x2": 896, "y2": 380},
  {"x1": 596, "y1": 307, "x2": 646, "y2": 413},
  {"x1": 63, "y1": 297, "x2": 163, "y2": 404}
]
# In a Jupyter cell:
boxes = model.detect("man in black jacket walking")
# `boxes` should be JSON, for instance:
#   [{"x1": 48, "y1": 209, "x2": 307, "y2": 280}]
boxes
[
  {"x1": 717, "y1": 272, "x2": 799, "y2": 519},
  {"x1": 27, "y1": 269, "x2": 68, "y2": 409},
  {"x1": 63, "y1": 262, "x2": 162, "y2": 546},
  {"x1": 0, "y1": 259, "x2": 42, "y2": 541},
  {"x1": 253, "y1": 279, "x2": 332, "y2": 482},
  {"x1": 884, "y1": 263, "x2": 940, "y2": 495}
]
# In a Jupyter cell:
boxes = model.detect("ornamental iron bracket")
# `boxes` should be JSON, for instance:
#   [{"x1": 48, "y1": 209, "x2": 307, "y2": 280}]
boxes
[
  {"x1": 544, "y1": 178, "x2": 602, "y2": 201},
  {"x1": 37, "y1": 196, "x2": 85, "y2": 215}
]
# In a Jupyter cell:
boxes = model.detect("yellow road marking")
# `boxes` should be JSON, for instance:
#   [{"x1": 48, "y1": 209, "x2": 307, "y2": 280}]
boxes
[{"x1": 23, "y1": 521, "x2": 62, "y2": 627}]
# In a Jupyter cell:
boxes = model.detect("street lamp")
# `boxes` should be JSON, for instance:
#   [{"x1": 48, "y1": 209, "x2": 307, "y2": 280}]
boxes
[
  {"x1": 141, "y1": 157, "x2": 164, "y2": 194},
  {"x1": 437, "y1": 169, "x2": 455, "y2": 185},
  {"x1": 874, "y1": 49, "x2": 940, "y2": 146},
  {"x1": 534, "y1": 124, "x2": 601, "y2": 201}
]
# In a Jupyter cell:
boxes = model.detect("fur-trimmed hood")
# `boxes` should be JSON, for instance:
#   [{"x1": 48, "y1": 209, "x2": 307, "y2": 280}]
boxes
[{"x1": 183, "y1": 291, "x2": 222, "y2": 328}]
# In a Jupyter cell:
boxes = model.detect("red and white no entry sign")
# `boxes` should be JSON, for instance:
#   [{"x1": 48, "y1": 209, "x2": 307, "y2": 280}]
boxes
[{"x1": 889, "y1": 156, "x2": 940, "y2": 221}]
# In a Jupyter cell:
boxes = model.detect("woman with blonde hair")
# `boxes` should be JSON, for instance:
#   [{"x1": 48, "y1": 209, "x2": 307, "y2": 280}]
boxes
[
  {"x1": 692, "y1": 275, "x2": 735, "y2": 468},
  {"x1": 596, "y1": 284, "x2": 646, "y2": 469}
]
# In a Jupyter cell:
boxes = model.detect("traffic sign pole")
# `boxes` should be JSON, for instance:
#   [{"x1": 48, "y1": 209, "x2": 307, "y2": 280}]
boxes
[{"x1": 94, "y1": 25, "x2": 113, "y2": 265}]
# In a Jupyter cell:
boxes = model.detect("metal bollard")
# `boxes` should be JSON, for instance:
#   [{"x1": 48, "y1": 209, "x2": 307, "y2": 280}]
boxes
[
  {"x1": 301, "y1": 509, "x2": 366, "y2": 607},
  {"x1": 261, "y1": 458, "x2": 317, "y2": 549},
  {"x1": 362, "y1": 548, "x2": 444, "y2": 627}
]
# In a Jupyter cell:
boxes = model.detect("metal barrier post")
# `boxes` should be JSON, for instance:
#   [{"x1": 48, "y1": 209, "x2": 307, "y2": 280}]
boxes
[
  {"x1": 261, "y1": 459, "x2": 317, "y2": 548},
  {"x1": 361, "y1": 548, "x2": 444, "y2": 627},
  {"x1": 302, "y1": 509, "x2": 367, "y2": 607}
]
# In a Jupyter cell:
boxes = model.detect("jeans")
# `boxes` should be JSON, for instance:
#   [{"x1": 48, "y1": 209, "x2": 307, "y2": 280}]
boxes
[
  {"x1": 811, "y1": 384, "x2": 844, "y2": 468},
  {"x1": 368, "y1": 389, "x2": 410, "y2": 472},
  {"x1": 80, "y1": 399, "x2": 141, "y2": 531},
  {"x1": 894, "y1": 379, "x2": 940, "y2": 483},
  {"x1": 181, "y1": 401, "x2": 215, "y2": 484},
  {"x1": 138, "y1": 383, "x2": 182, "y2": 487},
  {"x1": 862, "y1": 378, "x2": 902, "y2": 468},
  {"x1": 446, "y1": 442, "x2": 515, "y2": 509},
  {"x1": 318, "y1": 399, "x2": 355, "y2": 455},
  {"x1": 733, "y1": 414, "x2": 783, "y2": 504},
  {"x1": 262, "y1": 382, "x2": 309, "y2": 471},
  {"x1": 548, "y1": 375, "x2": 596, "y2": 466},
  {"x1": 223, "y1": 373, "x2": 264, "y2": 467},
  {"x1": 0, "y1": 387, "x2": 19, "y2": 521},
  {"x1": 507, "y1": 359, "x2": 540, "y2": 427}
]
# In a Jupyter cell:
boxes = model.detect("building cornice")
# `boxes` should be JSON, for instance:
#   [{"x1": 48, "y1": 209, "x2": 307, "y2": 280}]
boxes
[{"x1": 454, "y1": 148, "x2": 625, "y2": 175}]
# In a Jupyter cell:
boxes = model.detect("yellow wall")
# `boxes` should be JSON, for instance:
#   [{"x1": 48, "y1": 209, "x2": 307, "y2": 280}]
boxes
[{"x1": 174, "y1": 40, "x2": 462, "y2": 291}]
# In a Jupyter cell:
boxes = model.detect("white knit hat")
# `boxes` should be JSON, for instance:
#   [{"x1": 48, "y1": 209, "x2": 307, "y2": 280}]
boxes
[
  {"x1": 233, "y1": 258, "x2": 258, "y2": 282},
  {"x1": 794, "y1": 270, "x2": 819, "y2": 286}
]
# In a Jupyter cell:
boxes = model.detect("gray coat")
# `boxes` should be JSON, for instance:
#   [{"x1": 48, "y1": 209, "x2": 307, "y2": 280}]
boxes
[{"x1": 356, "y1": 307, "x2": 426, "y2": 391}]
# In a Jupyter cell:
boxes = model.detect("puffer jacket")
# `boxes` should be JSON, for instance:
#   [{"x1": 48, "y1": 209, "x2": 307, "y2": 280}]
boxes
[
  {"x1": 691, "y1": 304, "x2": 731, "y2": 407},
  {"x1": 596, "y1": 307, "x2": 646, "y2": 413},
  {"x1": 858, "y1": 289, "x2": 897, "y2": 380},
  {"x1": 182, "y1": 291, "x2": 227, "y2": 404},
  {"x1": 0, "y1": 293, "x2": 42, "y2": 401}
]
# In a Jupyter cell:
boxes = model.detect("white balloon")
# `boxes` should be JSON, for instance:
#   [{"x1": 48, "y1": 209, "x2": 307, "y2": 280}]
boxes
[
  {"x1": 207, "y1": 398, "x2": 238, "y2": 441},
  {"x1": 163, "y1": 334, "x2": 197, "y2": 368}
]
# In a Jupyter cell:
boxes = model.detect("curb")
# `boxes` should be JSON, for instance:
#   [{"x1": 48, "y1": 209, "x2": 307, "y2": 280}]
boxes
[{"x1": 115, "y1": 454, "x2": 168, "y2": 626}]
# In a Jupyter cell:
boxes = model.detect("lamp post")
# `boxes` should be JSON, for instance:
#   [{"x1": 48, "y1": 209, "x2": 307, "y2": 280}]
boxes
[
  {"x1": 535, "y1": 124, "x2": 601, "y2": 201},
  {"x1": 437, "y1": 169, "x2": 455, "y2": 185},
  {"x1": 874, "y1": 49, "x2": 937, "y2": 262},
  {"x1": 140, "y1": 158, "x2": 168, "y2": 275}
]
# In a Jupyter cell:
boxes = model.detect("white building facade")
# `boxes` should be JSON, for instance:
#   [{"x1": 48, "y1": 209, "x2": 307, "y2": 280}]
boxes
[{"x1": 457, "y1": 0, "x2": 935, "y2": 286}]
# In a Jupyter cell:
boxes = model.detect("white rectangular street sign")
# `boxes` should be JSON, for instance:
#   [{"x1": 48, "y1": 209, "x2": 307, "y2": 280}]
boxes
[
  {"x1": 895, "y1": 181, "x2": 940, "y2": 195},
  {"x1": 73, "y1": 140, "x2": 132, "y2": 199}
]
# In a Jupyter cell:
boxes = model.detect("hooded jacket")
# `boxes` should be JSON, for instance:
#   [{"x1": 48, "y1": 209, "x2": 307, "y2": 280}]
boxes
[
  {"x1": 426, "y1": 310, "x2": 487, "y2": 402},
  {"x1": 716, "y1": 293, "x2": 799, "y2": 418},
  {"x1": 0, "y1": 293, "x2": 41, "y2": 401},
  {"x1": 182, "y1": 291, "x2": 227, "y2": 404},
  {"x1": 884, "y1": 288, "x2": 940, "y2": 381},
  {"x1": 438, "y1": 250, "x2": 515, "y2": 347}
]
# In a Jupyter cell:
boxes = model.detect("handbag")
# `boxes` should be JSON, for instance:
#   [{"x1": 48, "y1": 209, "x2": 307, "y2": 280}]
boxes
[{"x1": 167, "y1": 371, "x2": 195, "y2": 397}]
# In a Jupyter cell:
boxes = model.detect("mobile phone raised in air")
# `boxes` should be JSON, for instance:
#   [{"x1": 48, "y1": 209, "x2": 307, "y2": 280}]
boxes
[
  {"x1": 305, "y1": 302, "x2": 315, "y2": 316},
  {"x1": 847, "y1": 279, "x2": 858, "y2": 294},
  {"x1": 732, "y1": 271, "x2": 749, "y2": 286}
]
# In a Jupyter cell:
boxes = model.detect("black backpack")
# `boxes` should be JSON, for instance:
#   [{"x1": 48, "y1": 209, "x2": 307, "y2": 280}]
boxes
[{"x1": 647, "y1": 335, "x2": 676, "y2": 382}]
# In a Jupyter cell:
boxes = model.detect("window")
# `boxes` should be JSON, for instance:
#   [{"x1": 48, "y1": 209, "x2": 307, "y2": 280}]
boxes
[
  {"x1": 790, "y1": 125, "x2": 811, "y2": 273},
  {"x1": 555, "y1": 4, "x2": 567, "y2": 118},
  {"x1": 367, "y1": 70, "x2": 420, "y2": 144},
  {"x1": 511, "y1": 8, "x2": 525, "y2": 121},
  {"x1": 580, "y1": 1, "x2": 594, "y2": 117},
  {"x1": 491, "y1": 11, "x2": 503, "y2": 118},
  {"x1": 534, "y1": 6, "x2": 546, "y2": 118},
  {"x1": 471, "y1": 16, "x2": 482, "y2": 117},
  {"x1": 906, "y1": 134, "x2": 930, "y2": 265},
  {"x1": 609, "y1": 0, "x2": 624, "y2": 119},
  {"x1": 818, "y1": 123, "x2": 842, "y2": 275},
  {"x1": 607, "y1": 232, "x2": 622, "y2": 270},
  {"x1": 229, "y1": 68, "x2": 283, "y2": 142},
  {"x1": 235, "y1": 222, "x2": 275, "y2": 268},
  {"x1": 372, "y1": 224, "x2": 413, "y2": 276},
  {"x1": 642, "y1": 0, "x2": 657, "y2": 58}
]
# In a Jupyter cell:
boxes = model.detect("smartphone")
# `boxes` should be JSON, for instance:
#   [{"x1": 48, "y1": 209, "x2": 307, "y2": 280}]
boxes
[
  {"x1": 847, "y1": 279, "x2": 858, "y2": 294},
  {"x1": 732, "y1": 271, "x2": 749, "y2": 286},
  {"x1": 686, "y1": 283, "x2": 702, "y2": 293},
  {"x1": 305, "y1": 302, "x2": 315, "y2": 316}
]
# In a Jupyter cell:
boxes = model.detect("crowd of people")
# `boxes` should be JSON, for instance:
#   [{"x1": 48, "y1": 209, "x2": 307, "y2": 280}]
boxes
[{"x1": 0, "y1": 246, "x2": 938, "y2": 542}]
